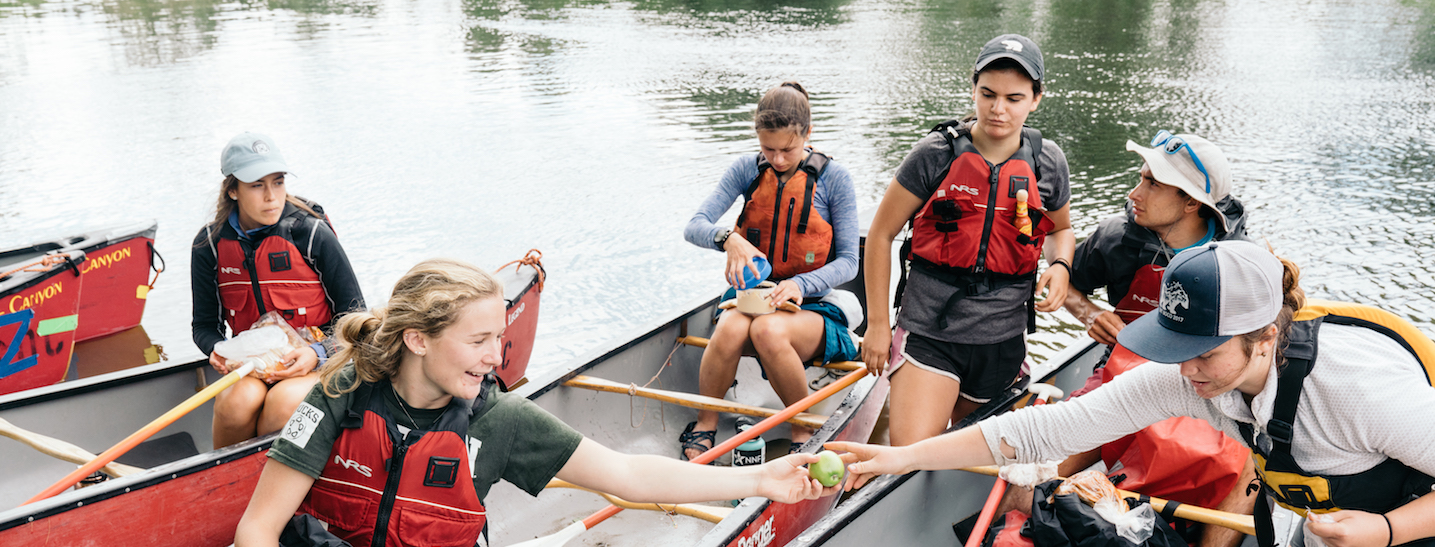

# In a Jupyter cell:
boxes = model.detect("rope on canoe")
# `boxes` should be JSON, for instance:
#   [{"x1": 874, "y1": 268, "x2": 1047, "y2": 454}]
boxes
[
  {"x1": 0, "y1": 253, "x2": 70, "y2": 281},
  {"x1": 627, "y1": 339, "x2": 684, "y2": 430},
  {"x1": 494, "y1": 248, "x2": 546, "y2": 293}
]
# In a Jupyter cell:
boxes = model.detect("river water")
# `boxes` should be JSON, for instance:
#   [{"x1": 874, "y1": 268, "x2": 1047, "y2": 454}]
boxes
[{"x1": 2, "y1": 0, "x2": 1433, "y2": 378}]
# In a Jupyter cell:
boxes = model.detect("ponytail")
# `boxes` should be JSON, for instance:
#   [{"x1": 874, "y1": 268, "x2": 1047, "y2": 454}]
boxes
[{"x1": 1238, "y1": 254, "x2": 1307, "y2": 359}]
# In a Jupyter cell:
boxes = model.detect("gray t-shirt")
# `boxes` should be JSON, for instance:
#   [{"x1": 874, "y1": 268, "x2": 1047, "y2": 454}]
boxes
[{"x1": 893, "y1": 127, "x2": 1071, "y2": 344}]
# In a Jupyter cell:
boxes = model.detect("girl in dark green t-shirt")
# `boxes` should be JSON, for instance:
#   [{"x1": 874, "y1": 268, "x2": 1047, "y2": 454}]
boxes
[{"x1": 235, "y1": 258, "x2": 840, "y2": 547}]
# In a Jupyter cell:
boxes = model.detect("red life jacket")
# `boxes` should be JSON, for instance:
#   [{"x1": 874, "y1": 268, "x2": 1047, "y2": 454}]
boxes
[
  {"x1": 215, "y1": 203, "x2": 333, "y2": 334},
  {"x1": 298, "y1": 381, "x2": 488, "y2": 547},
  {"x1": 1097, "y1": 345, "x2": 1250, "y2": 510},
  {"x1": 734, "y1": 151, "x2": 833, "y2": 280},
  {"x1": 907, "y1": 123, "x2": 1054, "y2": 278}
]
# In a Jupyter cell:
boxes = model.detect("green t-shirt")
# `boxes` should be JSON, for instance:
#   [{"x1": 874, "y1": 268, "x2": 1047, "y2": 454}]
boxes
[{"x1": 270, "y1": 367, "x2": 584, "y2": 499}]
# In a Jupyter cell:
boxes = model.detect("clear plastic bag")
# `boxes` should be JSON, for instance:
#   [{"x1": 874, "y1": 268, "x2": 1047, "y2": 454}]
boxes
[
  {"x1": 212, "y1": 311, "x2": 318, "y2": 379},
  {"x1": 999, "y1": 461, "x2": 1060, "y2": 488},
  {"x1": 1302, "y1": 510, "x2": 1334, "y2": 547}
]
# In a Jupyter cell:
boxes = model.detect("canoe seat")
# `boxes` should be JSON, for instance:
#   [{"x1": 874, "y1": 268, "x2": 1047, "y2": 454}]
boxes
[{"x1": 114, "y1": 432, "x2": 199, "y2": 468}]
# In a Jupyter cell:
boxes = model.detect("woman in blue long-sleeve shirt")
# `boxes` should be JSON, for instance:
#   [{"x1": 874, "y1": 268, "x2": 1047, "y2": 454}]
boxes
[{"x1": 680, "y1": 82, "x2": 861, "y2": 460}]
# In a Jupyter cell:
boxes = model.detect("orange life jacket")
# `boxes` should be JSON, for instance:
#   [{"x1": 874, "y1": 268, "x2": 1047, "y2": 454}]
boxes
[
  {"x1": 299, "y1": 381, "x2": 488, "y2": 547},
  {"x1": 734, "y1": 151, "x2": 833, "y2": 280}
]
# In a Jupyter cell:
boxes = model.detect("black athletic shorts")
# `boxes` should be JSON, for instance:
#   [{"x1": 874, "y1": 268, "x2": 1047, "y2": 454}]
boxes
[{"x1": 896, "y1": 330, "x2": 1025, "y2": 403}]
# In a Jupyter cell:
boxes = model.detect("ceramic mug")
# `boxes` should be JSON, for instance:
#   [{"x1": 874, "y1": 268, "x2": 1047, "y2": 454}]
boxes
[{"x1": 735, "y1": 281, "x2": 778, "y2": 315}]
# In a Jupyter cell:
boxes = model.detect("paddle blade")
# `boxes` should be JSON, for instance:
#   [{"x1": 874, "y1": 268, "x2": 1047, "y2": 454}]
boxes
[{"x1": 508, "y1": 520, "x2": 586, "y2": 547}]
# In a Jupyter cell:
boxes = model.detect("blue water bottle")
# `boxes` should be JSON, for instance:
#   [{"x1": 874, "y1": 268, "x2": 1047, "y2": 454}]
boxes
[{"x1": 737, "y1": 257, "x2": 772, "y2": 290}]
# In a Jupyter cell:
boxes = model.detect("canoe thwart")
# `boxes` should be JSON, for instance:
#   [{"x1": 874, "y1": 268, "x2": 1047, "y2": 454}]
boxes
[
  {"x1": 563, "y1": 375, "x2": 828, "y2": 429},
  {"x1": 0, "y1": 418, "x2": 145, "y2": 478},
  {"x1": 545, "y1": 479, "x2": 734, "y2": 524}
]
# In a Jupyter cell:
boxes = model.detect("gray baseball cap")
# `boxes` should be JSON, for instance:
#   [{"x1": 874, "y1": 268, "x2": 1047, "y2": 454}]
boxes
[
  {"x1": 221, "y1": 132, "x2": 294, "y2": 183},
  {"x1": 975, "y1": 34, "x2": 1044, "y2": 82}
]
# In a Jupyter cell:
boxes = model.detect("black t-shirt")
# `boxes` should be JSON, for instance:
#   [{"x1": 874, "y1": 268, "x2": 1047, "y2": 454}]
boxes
[{"x1": 893, "y1": 127, "x2": 1072, "y2": 344}]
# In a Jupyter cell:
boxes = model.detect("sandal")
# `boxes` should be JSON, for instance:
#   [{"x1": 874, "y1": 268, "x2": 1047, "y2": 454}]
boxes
[
  {"x1": 679, "y1": 421, "x2": 716, "y2": 462},
  {"x1": 788, "y1": 439, "x2": 807, "y2": 455}
]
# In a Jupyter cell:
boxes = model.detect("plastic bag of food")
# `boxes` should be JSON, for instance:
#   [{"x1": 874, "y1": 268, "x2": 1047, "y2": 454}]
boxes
[
  {"x1": 1027, "y1": 479, "x2": 1185, "y2": 547},
  {"x1": 213, "y1": 311, "x2": 317, "y2": 379}
]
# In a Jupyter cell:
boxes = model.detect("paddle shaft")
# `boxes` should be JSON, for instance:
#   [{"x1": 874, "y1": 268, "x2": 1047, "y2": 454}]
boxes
[
  {"x1": 0, "y1": 418, "x2": 144, "y2": 478},
  {"x1": 960, "y1": 465, "x2": 1256, "y2": 536},
  {"x1": 582, "y1": 367, "x2": 869, "y2": 528},
  {"x1": 24, "y1": 362, "x2": 256, "y2": 504}
]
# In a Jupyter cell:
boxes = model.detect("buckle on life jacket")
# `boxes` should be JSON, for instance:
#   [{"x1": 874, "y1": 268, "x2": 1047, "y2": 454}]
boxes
[{"x1": 1266, "y1": 419, "x2": 1295, "y2": 446}]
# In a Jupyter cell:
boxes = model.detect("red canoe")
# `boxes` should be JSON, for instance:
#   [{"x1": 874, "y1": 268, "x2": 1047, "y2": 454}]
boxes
[{"x1": 0, "y1": 250, "x2": 87, "y2": 396}]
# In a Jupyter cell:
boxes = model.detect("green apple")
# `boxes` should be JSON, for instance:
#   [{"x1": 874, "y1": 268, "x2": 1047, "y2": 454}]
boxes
[{"x1": 808, "y1": 450, "x2": 845, "y2": 487}]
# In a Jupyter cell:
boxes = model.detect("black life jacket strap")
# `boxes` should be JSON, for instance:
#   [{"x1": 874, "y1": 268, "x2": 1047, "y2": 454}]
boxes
[
  {"x1": 1255, "y1": 489, "x2": 1276, "y2": 547},
  {"x1": 1268, "y1": 318, "x2": 1322, "y2": 453},
  {"x1": 928, "y1": 121, "x2": 1044, "y2": 184},
  {"x1": 797, "y1": 151, "x2": 830, "y2": 234}
]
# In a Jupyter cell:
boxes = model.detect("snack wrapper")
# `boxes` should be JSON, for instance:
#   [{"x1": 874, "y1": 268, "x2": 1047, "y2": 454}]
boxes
[{"x1": 212, "y1": 311, "x2": 319, "y2": 380}]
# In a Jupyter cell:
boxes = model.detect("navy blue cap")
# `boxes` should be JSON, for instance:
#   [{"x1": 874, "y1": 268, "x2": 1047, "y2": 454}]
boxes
[{"x1": 1117, "y1": 241, "x2": 1283, "y2": 364}]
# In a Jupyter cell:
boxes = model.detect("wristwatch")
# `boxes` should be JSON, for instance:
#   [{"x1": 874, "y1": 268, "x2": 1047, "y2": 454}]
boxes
[{"x1": 714, "y1": 228, "x2": 734, "y2": 249}]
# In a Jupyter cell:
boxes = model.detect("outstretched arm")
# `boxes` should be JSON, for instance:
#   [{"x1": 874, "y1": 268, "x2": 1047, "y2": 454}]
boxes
[
  {"x1": 827, "y1": 425, "x2": 1000, "y2": 491},
  {"x1": 554, "y1": 438, "x2": 839, "y2": 504}
]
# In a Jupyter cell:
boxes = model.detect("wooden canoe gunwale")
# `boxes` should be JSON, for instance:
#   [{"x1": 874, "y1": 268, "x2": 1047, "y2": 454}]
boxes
[{"x1": 784, "y1": 339, "x2": 1105, "y2": 547}]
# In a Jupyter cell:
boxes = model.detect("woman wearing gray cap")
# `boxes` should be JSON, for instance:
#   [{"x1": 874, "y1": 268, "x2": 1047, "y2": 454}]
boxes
[
  {"x1": 833, "y1": 240, "x2": 1435, "y2": 546},
  {"x1": 191, "y1": 132, "x2": 367, "y2": 449},
  {"x1": 861, "y1": 33, "x2": 1076, "y2": 446}
]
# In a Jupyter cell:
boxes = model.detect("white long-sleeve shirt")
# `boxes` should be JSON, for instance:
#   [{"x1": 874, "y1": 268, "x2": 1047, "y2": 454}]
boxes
[{"x1": 980, "y1": 323, "x2": 1435, "y2": 478}]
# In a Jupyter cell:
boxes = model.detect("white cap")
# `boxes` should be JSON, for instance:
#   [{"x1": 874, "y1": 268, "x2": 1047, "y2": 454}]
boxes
[{"x1": 1126, "y1": 132, "x2": 1232, "y2": 232}]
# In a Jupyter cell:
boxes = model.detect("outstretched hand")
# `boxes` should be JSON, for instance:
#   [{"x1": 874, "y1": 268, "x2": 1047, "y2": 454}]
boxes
[
  {"x1": 757, "y1": 453, "x2": 844, "y2": 503},
  {"x1": 1303, "y1": 510, "x2": 1394, "y2": 547},
  {"x1": 823, "y1": 441, "x2": 913, "y2": 492}
]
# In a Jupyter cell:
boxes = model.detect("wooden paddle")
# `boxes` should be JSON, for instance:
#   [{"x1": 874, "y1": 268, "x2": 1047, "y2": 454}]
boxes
[
  {"x1": 24, "y1": 362, "x2": 257, "y2": 504},
  {"x1": 964, "y1": 383, "x2": 1064, "y2": 547},
  {"x1": 544, "y1": 479, "x2": 735, "y2": 524},
  {"x1": 509, "y1": 367, "x2": 871, "y2": 547},
  {"x1": 564, "y1": 375, "x2": 829, "y2": 429},
  {"x1": 959, "y1": 465, "x2": 1256, "y2": 535},
  {"x1": 0, "y1": 417, "x2": 145, "y2": 478}
]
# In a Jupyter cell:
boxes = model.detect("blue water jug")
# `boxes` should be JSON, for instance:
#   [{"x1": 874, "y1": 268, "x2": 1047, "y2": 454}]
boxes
[{"x1": 736, "y1": 257, "x2": 772, "y2": 290}]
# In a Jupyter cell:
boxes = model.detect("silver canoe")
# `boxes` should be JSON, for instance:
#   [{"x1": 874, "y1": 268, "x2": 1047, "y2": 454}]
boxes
[{"x1": 783, "y1": 339, "x2": 1107, "y2": 547}]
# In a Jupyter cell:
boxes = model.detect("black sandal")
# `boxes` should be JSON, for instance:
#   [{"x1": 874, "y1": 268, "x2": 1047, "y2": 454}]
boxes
[{"x1": 678, "y1": 421, "x2": 716, "y2": 462}]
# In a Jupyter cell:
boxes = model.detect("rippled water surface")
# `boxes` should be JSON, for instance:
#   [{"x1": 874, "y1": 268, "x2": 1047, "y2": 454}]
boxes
[{"x1": 2, "y1": 0, "x2": 1434, "y2": 374}]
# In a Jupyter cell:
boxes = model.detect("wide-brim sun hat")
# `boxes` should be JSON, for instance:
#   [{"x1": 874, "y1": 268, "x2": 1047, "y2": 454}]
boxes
[{"x1": 1117, "y1": 241, "x2": 1283, "y2": 364}]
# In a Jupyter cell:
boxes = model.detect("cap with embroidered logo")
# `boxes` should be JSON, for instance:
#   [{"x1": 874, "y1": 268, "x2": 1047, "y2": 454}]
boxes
[
  {"x1": 974, "y1": 34, "x2": 1044, "y2": 82},
  {"x1": 221, "y1": 132, "x2": 294, "y2": 183},
  {"x1": 1117, "y1": 240, "x2": 1283, "y2": 364}
]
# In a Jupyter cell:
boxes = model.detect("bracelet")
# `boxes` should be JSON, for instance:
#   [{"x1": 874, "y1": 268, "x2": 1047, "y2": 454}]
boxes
[
  {"x1": 1048, "y1": 258, "x2": 1071, "y2": 275},
  {"x1": 1383, "y1": 513, "x2": 1393, "y2": 547}
]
